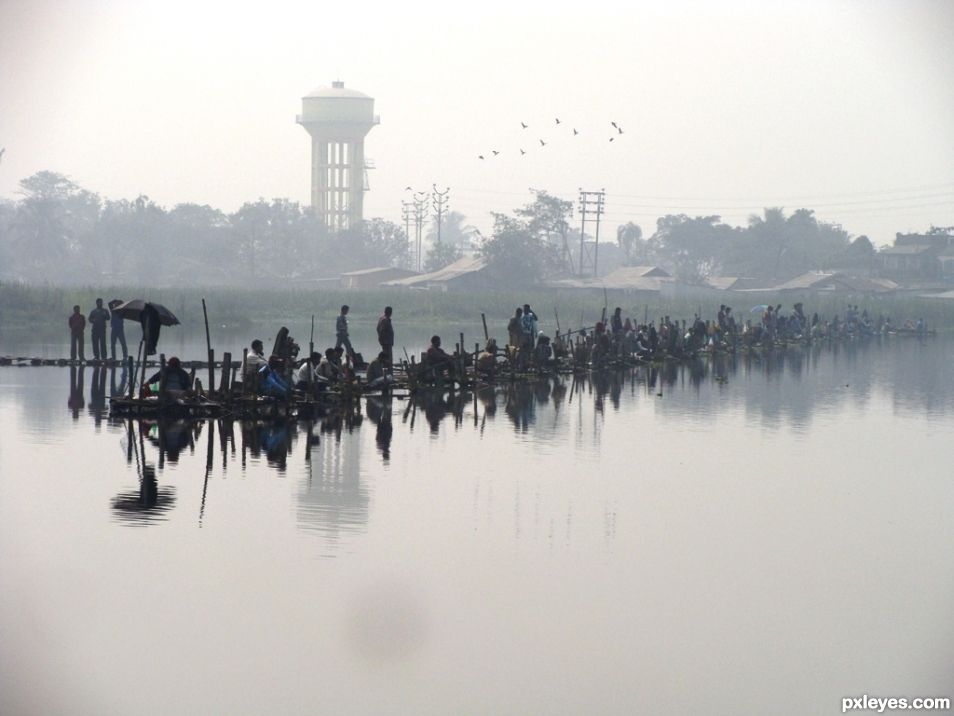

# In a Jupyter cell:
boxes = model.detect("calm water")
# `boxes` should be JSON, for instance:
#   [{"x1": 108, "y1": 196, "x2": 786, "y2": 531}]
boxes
[{"x1": 1, "y1": 337, "x2": 953, "y2": 715}]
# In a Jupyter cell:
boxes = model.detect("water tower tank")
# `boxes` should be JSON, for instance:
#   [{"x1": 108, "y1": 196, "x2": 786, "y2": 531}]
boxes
[{"x1": 296, "y1": 81, "x2": 379, "y2": 231}]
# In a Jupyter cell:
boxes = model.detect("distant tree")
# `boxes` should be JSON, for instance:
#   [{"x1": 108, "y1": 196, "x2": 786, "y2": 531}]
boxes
[
  {"x1": 12, "y1": 171, "x2": 101, "y2": 282},
  {"x1": 616, "y1": 221, "x2": 644, "y2": 264},
  {"x1": 515, "y1": 190, "x2": 574, "y2": 272},
  {"x1": 650, "y1": 214, "x2": 733, "y2": 283},
  {"x1": 828, "y1": 234, "x2": 875, "y2": 270},
  {"x1": 342, "y1": 218, "x2": 410, "y2": 270},
  {"x1": 425, "y1": 211, "x2": 478, "y2": 251},
  {"x1": 424, "y1": 241, "x2": 463, "y2": 272},
  {"x1": 478, "y1": 213, "x2": 558, "y2": 286},
  {"x1": 720, "y1": 207, "x2": 848, "y2": 279}
]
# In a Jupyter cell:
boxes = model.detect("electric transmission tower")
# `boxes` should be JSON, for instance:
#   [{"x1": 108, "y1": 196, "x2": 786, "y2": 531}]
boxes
[
  {"x1": 431, "y1": 185, "x2": 450, "y2": 244},
  {"x1": 578, "y1": 188, "x2": 605, "y2": 278},
  {"x1": 401, "y1": 200, "x2": 414, "y2": 270},
  {"x1": 412, "y1": 191, "x2": 429, "y2": 272}
]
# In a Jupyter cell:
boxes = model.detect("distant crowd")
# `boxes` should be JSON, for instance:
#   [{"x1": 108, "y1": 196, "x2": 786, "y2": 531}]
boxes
[{"x1": 66, "y1": 298, "x2": 929, "y2": 399}]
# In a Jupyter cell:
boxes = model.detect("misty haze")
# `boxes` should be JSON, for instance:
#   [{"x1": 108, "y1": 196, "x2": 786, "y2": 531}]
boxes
[{"x1": 1, "y1": 2, "x2": 953, "y2": 715}]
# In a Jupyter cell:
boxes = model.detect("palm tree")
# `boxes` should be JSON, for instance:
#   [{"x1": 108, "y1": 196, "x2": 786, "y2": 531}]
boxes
[{"x1": 616, "y1": 221, "x2": 643, "y2": 264}]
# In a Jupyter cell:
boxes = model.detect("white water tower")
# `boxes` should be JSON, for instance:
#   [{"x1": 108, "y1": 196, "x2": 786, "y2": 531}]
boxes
[{"x1": 296, "y1": 81, "x2": 379, "y2": 231}]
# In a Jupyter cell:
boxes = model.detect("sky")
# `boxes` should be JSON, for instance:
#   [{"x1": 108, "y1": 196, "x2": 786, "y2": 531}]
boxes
[{"x1": 1, "y1": 0, "x2": 953, "y2": 246}]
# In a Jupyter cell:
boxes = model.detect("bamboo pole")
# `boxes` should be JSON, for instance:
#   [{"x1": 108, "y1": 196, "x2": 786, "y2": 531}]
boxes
[{"x1": 202, "y1": 298, "x2": 215, "y2": 391}]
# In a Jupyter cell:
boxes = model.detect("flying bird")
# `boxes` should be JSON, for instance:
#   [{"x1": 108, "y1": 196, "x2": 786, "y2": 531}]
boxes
[
  {"x1": 611, "y1": 121, "x2": 618, "y2": 129},
  {"x1": 0, "y1": 147, "x2": 4, "y2": 164},
  {"x1": 609, "y1": 137, "x2": 615, "y2": 142},
  {"x1": 404, "y1": 186, "x2": 412, "y2": 190},
  {"x1": 478, "y1": 155, "x2": 485, "y2": 160},
  {"x1": 573, "y1": 128, "x2": 579, "y2": 135},
  {"x1": 521, "y1": 121, "x2": 528, "y2": 129},
  {"x1": 519, "y1": 149, "x2": 526, "y2": 155},
  {"x1": 617, "y1": 127, "x2": 624, "y2": 135},
  {"x1": 492, "y1": 150, "x2": 500, "y2": 156},
  {"x1": 555, "y1": 118, "x2": 561, "y2": 124},
  {"x1": 539, "y1": 139, "x2": 546, "y2": 147}
]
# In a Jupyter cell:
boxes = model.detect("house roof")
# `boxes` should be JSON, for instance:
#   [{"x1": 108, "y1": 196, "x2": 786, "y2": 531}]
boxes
[
  {"x1": 549, "y1": 275, "x2": 671, "y2": 291},
  {"x1": 340, "y1": 266, "x2": 418, "y2": 277},
  {"x1": 607, "y1": 265, "x2": 671, "y2": 279},
  {"x1": 879, "y1": 245, "x2": 938, "y2": 255},
  {"x1": 383, "y1": 256, "x2": 487, "y2": 286},
  {"x1": 769, "y1": 271, "x2": 897, "y2": 293}
]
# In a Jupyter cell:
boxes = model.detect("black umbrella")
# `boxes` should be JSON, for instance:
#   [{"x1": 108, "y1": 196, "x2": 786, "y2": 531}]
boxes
[{"x1": 111, "y1": 299, "x2": 180, "y2": 326}]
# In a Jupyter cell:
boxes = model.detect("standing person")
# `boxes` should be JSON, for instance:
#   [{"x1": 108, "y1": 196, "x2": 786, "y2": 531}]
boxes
[
  {"x1": 108, "y1": 300, "x2": 128, "y2": 360},
  {"x1": 610, "y1": 307, "x2": 624, "y2": 337},
  {"x1": 507, "y1": 307, "x2": 524, "y2": 351},
  {"x1": 68, "y1": 305, "x2": 86, "y2": 361},
  {"x1": 335, "y1": 305, "x2": 355, "y2": 360},
  {"x1": 88, "y1": 298, "x2": 109, "y2": 360},
  {"x1": 376, "y1": 306, "x2": 394, "y2": 374},
  {"x1": 521, "y1": 304, "x2": 538, "y2": 348}
]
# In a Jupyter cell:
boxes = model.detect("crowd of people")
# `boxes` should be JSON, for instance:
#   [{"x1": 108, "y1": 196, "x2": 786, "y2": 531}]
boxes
[
  {"x1": 65, "y1": 298, "x2": 929, "y2": 400},
  {"x1": 67, "y1": 298, "x2": 128, "y2": 362}
]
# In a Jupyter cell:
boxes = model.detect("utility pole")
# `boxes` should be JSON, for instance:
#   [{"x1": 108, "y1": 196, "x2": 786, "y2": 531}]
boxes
[
  {"x1": 431, "y1": 185, "x2": 450, "y2": 244},
  {"x1": 413, "y1": 191, "x2": 429, "y2": 272},
  {"x1": 401, "y1": 200, "x2": 414, "y2": 270},
  {"x1": 578, "y1": 188, "x2": 605, "y2": 278}
]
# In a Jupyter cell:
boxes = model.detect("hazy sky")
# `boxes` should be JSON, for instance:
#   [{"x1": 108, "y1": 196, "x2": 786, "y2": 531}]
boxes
[{"x1": 1, "y1": 0, "x2": 952, "y2": 245}]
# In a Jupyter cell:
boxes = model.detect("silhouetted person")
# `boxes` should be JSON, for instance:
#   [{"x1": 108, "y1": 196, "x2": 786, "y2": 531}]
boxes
[
  {"x1": 68, "y1": 305, "x2": 86, "y2": 361},
  {"x1": 108, "y1": 299, "x2": 128, "y2": 360},
  {"x1": 377, "y1": 306, "x2": 394, "y2": 374},
  {"x1": 425, "y1": 335, "x2": 453, "y2": 376},
  {"x1": 335, "y1": 305, "x2": 355, "y2": 360},
  {"x1": 88, "y1": 298, "x2": 109, "y2": 360}
]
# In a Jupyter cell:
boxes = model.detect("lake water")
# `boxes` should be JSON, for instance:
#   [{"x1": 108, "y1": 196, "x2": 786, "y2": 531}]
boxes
[{"x1": 1, "y1": 336, "x2": 952, "y2": 715}]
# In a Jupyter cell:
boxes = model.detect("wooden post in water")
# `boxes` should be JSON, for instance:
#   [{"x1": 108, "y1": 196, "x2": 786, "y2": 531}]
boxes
[
  {"x1": 309, "y1": 314, "x2": 315, "y2": 363},
  {"x1": 241, "y1": 348, "x2": 249, "y2": 394},
  {"x1": 202, "y1": 298, "x2": 215, "y2": 392},
  {"x1": 481, "y1": 313, "x2": 489, "y2": 342},
  {"x1": 219, "y1": 352, "x2": 231, "y2": 393},
  {"x1": 127, "y1": 356, "x2": 134, "y2": 400},
  {"x1": 158, "y1": 354, "x2": 168, "y2": 402},
  {"x1": 136, "y1": 339, "x2": 146, "y2": 399}
]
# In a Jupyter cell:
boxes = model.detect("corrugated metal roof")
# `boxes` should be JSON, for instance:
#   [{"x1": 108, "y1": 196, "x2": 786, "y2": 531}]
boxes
[
  {"x1": 340, "y1": 266, "x2": 418, "y2": 277},
  {"x1": 879, "y1": 245, "x2": 937, "y2": 255},
  {"x1": 383, "y1": 256, "x2": 487, "y2": 286}
]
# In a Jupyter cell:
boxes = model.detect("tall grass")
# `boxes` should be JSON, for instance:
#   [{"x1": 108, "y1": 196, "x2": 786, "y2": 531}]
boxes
[{"x1": 2, "y1": 282, "x2": 953, "y2": 338}]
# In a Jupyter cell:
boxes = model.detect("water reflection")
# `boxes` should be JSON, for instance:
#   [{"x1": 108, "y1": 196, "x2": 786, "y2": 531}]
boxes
[
  {"x1": 111, "y1": 420, "x2": 177, "y2": 526},
  {"x1": 297, "y1": 405, "x2": 369, "y2": 553},
  {"x1": 55, "y1": 337, "x2": 953, "y2": 538},
  {"x1": 67, "y1": 366, "x2": 84, "y2": 420}
]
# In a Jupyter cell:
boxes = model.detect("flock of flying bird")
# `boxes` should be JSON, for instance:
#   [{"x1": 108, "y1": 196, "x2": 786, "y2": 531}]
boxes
[{"x1": 477, "y1": 118, "x2": 625, "y2": 160}]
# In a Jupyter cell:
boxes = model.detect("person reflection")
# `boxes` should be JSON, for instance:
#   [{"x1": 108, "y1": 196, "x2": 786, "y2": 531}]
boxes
[
  {"x1": 476, "y1": 385, "x2": 498, "y2": 418},
  {"x1": 68, "y1": 366, "x2": 84, "y2": 420},
  {"x1": 111, "y1": 463, "x2": 176, "y2": 525},
  {"x1": 505, "y1": 383, "x2": 535, "y2": 432},
  {"x1": 109, "y1": 365, "x2": 129, "y2": 397},
  {"x1": 143, "y1": 419, "x2": 193, "y2": 464},
  {"x1": 366, "y1": 396, "x2": 393, "y2": 463},
  {"x1": 88, "y1": 366, "x2": 107, "y2": 425},
  {"x1": 241, "y1": 419, "x2": 295, "y2": 472}
]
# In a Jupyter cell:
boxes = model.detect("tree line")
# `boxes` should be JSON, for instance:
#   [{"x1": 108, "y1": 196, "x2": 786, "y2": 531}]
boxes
[{"x1": 0, "y1": 170, "x2": 883, "y2": 288}]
